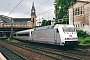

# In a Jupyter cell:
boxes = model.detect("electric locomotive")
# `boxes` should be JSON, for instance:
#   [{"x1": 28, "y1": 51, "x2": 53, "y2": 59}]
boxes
[{"x1": 13, "y1": 24, "x2": 78, "y2": 47}]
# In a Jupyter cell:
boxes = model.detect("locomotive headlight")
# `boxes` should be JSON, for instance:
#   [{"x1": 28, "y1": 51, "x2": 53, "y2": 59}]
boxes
[
  {"x1": 65, "y1": 38, "x2": 67, "y2": 40},
  {"x1": 62, "y1": 42, "x2": 65, "y2": 44},
  {"x1": 75, "y1": 38, "x2": 78, "y2": 39}
]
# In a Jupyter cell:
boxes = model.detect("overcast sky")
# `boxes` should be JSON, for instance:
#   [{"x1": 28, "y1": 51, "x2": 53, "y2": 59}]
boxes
[{"x1": 0, "y1": 0, "x2": 55, "y2": 22}]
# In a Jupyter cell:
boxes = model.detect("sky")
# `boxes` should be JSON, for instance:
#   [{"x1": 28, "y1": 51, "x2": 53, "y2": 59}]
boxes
[{"x1": 0, "y1": 0, "x2": 55, "y2": 25}]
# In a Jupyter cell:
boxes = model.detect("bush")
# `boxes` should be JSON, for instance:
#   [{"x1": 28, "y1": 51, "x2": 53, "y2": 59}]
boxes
[
  {"x1": 2, "y1": 35, "x2": 7, "y2": 38},
  {"x1": 78, "y1": 37, "x2": 90, "y2": 45},
  {"x1": 83, "y1": 40, "x2": 90, "y2": 45},
  {"x1": 76, "y1": 30, "x2": 89, "y2": 38}
]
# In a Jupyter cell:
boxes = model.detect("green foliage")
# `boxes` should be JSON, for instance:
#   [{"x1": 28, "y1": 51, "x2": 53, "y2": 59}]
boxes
[
  {"x1": 83, "y1": 40, "x2": 90, "y2": 45},
  {"x1": 54, "y1": 0, "x2": 77, "y2": 19},
  {"x1": 2, "y1": 35, "x2": 7, "y2": 38},
  {"x1": 47, "y1": 20, "x2": 51, "y2": 25},
  {"x1": 76, "y1": 30, "x2": 89, "y2": 38},
  {"x1": 79, "y1": 37, "x2": 90, "y2": 45},
  {"x1": 41, "y1": 20, "x2": 51, "y2": 26},
  {"x1": 33, "y1": 26, "x2": 40, "y2": 28},
  {"x1": 58, "y1": 19, "x2": 69, "y2": 24},
  {"x1": 77, "y1": 30, "x2": 90, "y2": 45},
  {"x1": 11, "y1": 39, "x2": 19, "y2": 43},
  {"x1": 41, "y1": 20, "x2": 47, "y2": 26}
]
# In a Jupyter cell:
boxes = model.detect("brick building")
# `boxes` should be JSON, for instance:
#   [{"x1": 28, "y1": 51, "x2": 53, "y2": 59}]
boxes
[
  {"x1": 0, "y1": 2, "x2": 36, "y2": 28},
  {"x1": 68, "y1": 0, "x2": 90, "y2": 35}
]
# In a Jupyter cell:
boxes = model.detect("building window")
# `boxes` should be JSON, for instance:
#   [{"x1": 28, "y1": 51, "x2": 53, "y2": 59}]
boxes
[
  {"x1": 76, "y1": 24, "x2": 77, "y2": 27},
  {"x1": 77, "y1": 24, "x2": 79, "y2": 27},
  {"x1": 81, "y1": 24, "x2": 84, "y2": 27},
  {"x1": 4, "y1": 25, "x2": 7, "y2": 27},
  {"x1": 74, "y1": 8, "x2": 78, "y2": 15},
  {"x1": 75, "y1": 24, "x2": 79, "y2": 27},
  {"x1": 80, "y1": 6, "x2": 84, "y2": 14},
  {"x1": 74, "y1": 6, "x2": 84, "y2": 16},
  {"x1": 77, "y1": 8, "x2": 79, "y2": 15}
]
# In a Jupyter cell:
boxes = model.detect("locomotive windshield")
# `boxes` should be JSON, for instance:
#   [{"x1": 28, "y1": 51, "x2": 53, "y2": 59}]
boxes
[{"x1": 62, "y1": 27, "x2": 75, "y2": 32}]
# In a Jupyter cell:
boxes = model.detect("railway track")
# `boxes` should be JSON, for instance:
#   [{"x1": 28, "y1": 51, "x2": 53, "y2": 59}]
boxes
[
  {"x1": 2, "y1": 40, "x2": 90, "y2": 60},
  {"x1": 0, "y1": 44, "x2": 26, "y2": 60},
  {"x1": 19, "y1": 43, "x2": 90, "y2": 60}
]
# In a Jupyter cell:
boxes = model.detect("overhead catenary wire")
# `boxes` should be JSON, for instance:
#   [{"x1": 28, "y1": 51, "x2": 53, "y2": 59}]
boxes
[
  {"x1": 21, "y1": 0, "x2": 50, "y2": 17},
  {"x1": 37, "y1": 15, "x2": 54, "y2": 21},
  {"x1": 37, "y1": 8, "x2": 54, "y2": 16},
  {"x1": 35, "y1": 0, "x2": 54, "y2": 20},
  {"x1": 1, "y1": 0, "x2": 13, "y2": 15},
  {"x1": 44, "y1": 16, "x2": 54, "y2": 19},
  {"x1": 36, "y1": 0, "x2": 50, "y2": 8},
  {"x1": 8, "y1": 0, "x2": 23, "y2": 15},
  {"x1": 36, "y1": 8, "x2": 54, "y2": 20}
]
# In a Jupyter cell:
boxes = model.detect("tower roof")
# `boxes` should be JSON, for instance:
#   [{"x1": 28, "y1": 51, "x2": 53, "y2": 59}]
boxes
[{"x1": 31, "y1": 2, "x2": 36, "y2": 16}]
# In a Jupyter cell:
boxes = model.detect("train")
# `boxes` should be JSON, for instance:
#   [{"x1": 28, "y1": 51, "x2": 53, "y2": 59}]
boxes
[{"x1": 13, "y1": 24, "x2": 78, "y2": 47}]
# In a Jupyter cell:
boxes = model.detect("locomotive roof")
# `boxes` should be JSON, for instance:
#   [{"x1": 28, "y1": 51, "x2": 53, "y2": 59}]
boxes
[
  {"x1": 54, "y1": 24, "x2": 74, "y2": 27},
  {"x1": 14, "y1": 24, "x2": 74, "y2": 34},
  {"x1": 35, "y1": 24, "x2": 74, "y2": 30},
  {"x1": 35, "y1": 25, "x2": 54, "y2": 30},
  {"x1": 16, "y1": 29, "x2": 34, "y2": 34}
]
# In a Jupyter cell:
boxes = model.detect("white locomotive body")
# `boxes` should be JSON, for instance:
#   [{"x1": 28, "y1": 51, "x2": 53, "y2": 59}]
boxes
[{"x1": 13, "y1": 24, "x2": 78, "y2": 46}]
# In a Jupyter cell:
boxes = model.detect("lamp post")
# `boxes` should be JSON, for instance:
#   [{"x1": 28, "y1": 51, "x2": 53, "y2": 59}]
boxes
[
  {"x1": 54, "y1": 2, "x2": 61, "y2": 24},
  {"x1": 54, "y1": 2, "x2": 58, "y2": 24},
  {"x1": 72, "y1": 0, "x2": 74, "y2": 26},
  {"x1": 39, "y1": 16, "x2": 41, "y2": 26}
]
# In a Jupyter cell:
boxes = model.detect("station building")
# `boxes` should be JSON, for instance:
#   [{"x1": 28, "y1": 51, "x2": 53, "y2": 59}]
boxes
[
  {"x1": 68, "y1": 0, "x2": 90, "y2": 35},
  {"x1": 0, "y1": 2, "x2": 36, "y2": 28}
]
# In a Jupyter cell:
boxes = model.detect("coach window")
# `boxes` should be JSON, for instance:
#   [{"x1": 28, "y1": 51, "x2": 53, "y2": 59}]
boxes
[
  {"x1": 23, "y1": 33, "x2": 29, "y2": 36},
  {"x1": 13, "y1": 34, "x2": 16, "y2": 36},
  {"x1": 18, "y1": 34, "x2": 21, "y2": 36}
]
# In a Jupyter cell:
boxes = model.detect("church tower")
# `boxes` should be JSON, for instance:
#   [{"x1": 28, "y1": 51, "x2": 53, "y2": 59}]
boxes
[{"x1": 31, "y1": 2, "x2": 36, "y2": 27}]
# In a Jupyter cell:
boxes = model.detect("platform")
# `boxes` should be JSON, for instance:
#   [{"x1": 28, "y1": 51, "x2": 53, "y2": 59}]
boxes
[{"x1": 0, "y1": 52, "x2": 6, "y2": 60}]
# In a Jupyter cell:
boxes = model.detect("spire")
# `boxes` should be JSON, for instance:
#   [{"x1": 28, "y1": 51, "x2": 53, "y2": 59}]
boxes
[
  {"x1": 33, "y1": 2, "x2": 34, "y2": 7},
  {"x1": 31, "y1": 2, "x2": 36, "y2": 16},
  {"x1": 32, "y1": 2, "x2": 34, "y2": 9}
]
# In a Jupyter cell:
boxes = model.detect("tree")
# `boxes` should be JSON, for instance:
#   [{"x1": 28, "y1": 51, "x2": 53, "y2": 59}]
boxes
[
  {"x1": 41, "y1": 20, "x2": 47, "y2": 26},
  {"x1": 41, "y1": 20, "x2": 51, "y2": 26},
  {"x1": 47, "y1": 20, "x2": 51, "y2": 25},
  {"x1": 54, "y1": 0, "x2": 77, "y2": 21},
  {"x1": 76, "y1": 30, "x2": 89, "y2": 38}
]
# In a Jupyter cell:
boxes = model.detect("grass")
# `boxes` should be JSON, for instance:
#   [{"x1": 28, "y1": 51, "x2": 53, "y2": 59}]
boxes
[
  {"x1": 7, "y1": 38, "x2": 19, "y2": 43},
  {"x1": 78, "y1": 36, "x2": 90, "y2": 46},
  {"x1": 3, "y1": 35, "x2": 90, "y2": 46}
]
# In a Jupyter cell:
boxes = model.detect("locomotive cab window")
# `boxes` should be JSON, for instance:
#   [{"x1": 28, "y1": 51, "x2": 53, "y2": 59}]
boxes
[
  {"x1": 62, "y1": 27, "x2": 75, "y2": 32},
  {"x1": 31, "y1": 31, "x2": 32, "y2": 34},
  {"x1": 56, "y1": 29, "x2": 59, "y2": 33}
]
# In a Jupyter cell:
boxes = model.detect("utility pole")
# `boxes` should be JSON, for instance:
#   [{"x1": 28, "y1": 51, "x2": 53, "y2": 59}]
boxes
[
  {"x1": 39, "y1": 16, "x2": 40, "y2": 26},
  {"x1": 72, "y1": 0, "x2": 74, "y2": 26},
  {"x1": 10, "y1": 18, "x2": 13, "y2": 39}
]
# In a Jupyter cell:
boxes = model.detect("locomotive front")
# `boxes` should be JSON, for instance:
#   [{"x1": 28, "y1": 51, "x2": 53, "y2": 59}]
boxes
[
  {"x1": 63, "y1": 27, "x2": 78, "y2": 46},
  {"x1": 56, "y1": 25, "x2": 78, "y2": 47}
]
